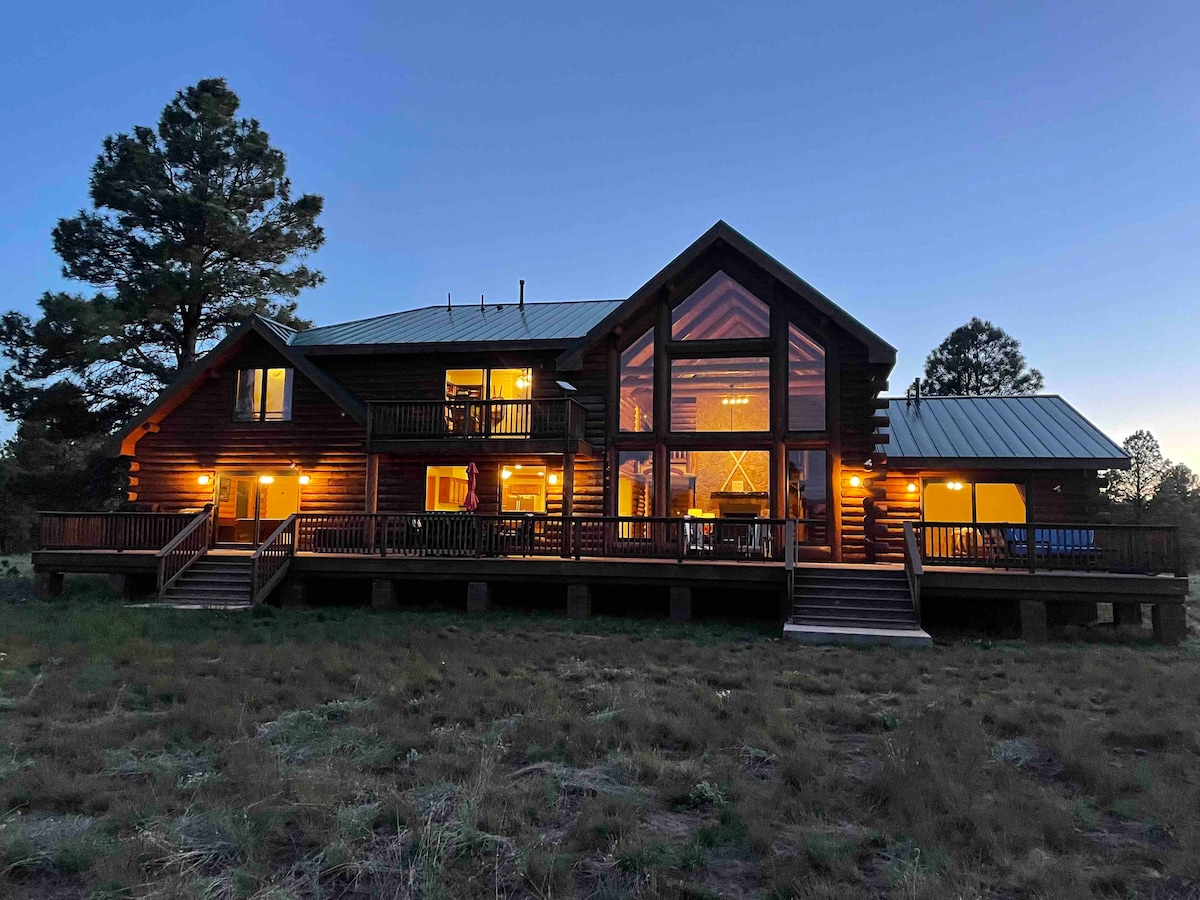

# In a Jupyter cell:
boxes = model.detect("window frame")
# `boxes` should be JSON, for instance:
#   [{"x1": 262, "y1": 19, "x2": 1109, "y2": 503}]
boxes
[{"x1": 233, "y1": 367, "x2": 294, "y2": 423}]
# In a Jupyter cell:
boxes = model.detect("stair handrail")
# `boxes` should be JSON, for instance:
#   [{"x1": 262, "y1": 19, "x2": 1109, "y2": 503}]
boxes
[
  {"x1": 249, "y1": 514, "x2": 298, "y2": 605},
  {"x1": 156, "y1": 504, "x2": 214, "y2": 599},
  {"x1": 902, "y1": 521, "x2": 924, "y2": 623}
]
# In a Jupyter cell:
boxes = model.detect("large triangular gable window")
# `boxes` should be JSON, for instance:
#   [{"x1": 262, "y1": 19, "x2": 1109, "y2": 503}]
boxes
[{"x1": 670, "y1": 272, "x2": 770, "y2": 341}]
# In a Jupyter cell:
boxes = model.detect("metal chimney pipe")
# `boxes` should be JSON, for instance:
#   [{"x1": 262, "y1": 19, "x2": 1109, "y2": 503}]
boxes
[{"x1": 519, "y1": 279, "x2": 525, "y2": 308}]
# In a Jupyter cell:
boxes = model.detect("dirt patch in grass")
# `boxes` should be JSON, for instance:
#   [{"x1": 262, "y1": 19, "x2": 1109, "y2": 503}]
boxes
[{"x1": 0, "y1": 593, "x2": 1197, "y2": 897}]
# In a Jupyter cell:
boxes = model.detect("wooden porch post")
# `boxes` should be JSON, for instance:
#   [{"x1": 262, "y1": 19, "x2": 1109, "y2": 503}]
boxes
[
  {"x1": 562, "y1": 453, "x2": 575, "y2": 518},
  {"x1": 365, "y1": 454, "x2": 380, "y2": 513}
]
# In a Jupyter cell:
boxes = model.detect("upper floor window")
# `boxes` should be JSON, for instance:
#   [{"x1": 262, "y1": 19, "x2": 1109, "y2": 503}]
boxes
[
  {"x1": 619, "y1": 328, "x2": 654, "y2": 432},
  {"x1": 234, "y1": 368, "x2": 293, "y2": 422},
  {"x1": 671, "y1": 272, "x2": 770, "y2": 341},
  {"x1": 788, "y1": 323, "x2": 826, "y2": 430},
  {"x1": 670, "y1": 356, "x2": 770, "y2": 432},
  {"x1": 445, "y1": 368, "x2": 531, "y2": 401}
]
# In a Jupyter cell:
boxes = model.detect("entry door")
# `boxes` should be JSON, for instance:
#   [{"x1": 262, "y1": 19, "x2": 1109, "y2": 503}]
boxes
[{"x1": 214, "y1": 475, "x2": 301, "y2": 545}]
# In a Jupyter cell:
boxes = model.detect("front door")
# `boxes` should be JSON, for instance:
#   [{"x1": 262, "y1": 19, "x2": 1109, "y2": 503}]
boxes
[{"x1": 213, "y1": 474, "x2": 301, "y2": 545}]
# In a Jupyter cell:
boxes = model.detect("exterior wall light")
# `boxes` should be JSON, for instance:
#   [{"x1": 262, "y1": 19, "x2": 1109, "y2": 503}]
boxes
[
  {"x1": 298, "y1": 474, "x2": 311, "y2": 486},
  {"x1": 849, "y1": 475, "x2": 862, "y2": 488},
  {"x1": 548, "y1": 473, "x2": 559, "y2": 485},
  {"x1": 197, "y1": 474, "x2": 211, "y2": 486},
  {"x1": 259, "y1": 475, "x2": 275, "y2": 485},
  {"x1": 906, "y1": 482, "x2": 917, "y2": 493}
]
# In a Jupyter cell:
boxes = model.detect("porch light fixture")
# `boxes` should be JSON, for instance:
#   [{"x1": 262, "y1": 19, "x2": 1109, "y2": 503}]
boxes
[
  {"x1": 259, "y1": 475, "x2": 275, "y2": 485},
  {"x1": 548, "y1": 473, "x2": 559, "y2": 485},
  {"x1": 197, "y1": 474, "x2": 211, "y2": 486},
  {"x1": 849, "y1": 475, "x2": 862, "y2": 488},
  {"x1": 298, "y1": 474, "x2": 311, "y2": 486},
  {"x1": 906, "y1": 482, "x2": 917, "y2": 493}
]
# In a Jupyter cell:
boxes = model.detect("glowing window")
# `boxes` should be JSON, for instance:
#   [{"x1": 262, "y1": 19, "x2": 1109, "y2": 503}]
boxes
[
  {"x1": 500, "y1": 466, "x2": 546, "y2": 513},
  {"x1": 425, "y1": 465, "x2": 469, "y2": 511},
  {"x1": 670, "y1": 356, "x2": 769, "y2": 432},
  {"x1": 234, "y1": 368, "x2": 293, "y2": 421},
  {"x1": 619, "y1": 328, "x2": 654, "y2": 432},
  {"x1": 618, "y1": 451, "x2": 654, "y2": 517},
  {"x1": 788, "y1": 323, "x2": 826, "y2": 430},
  {"x1": 671, "y1": 271, "x2": 770, "y2": 340}
]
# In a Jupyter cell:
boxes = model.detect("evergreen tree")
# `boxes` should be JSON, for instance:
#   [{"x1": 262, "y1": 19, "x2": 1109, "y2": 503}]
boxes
[
  {"x1": 1106, "y1": 430, "x2": 1169, "y2": 522},
  {"x1": 922, "y1": 317, "x2": 1044, "y2": 396},
  {"x1": 0, "y1": 77, "x2": 323, "y2": 434}
]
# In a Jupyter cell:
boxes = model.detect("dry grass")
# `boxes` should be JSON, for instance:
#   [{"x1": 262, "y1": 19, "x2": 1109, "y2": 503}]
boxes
[{"x1": 0, "y1": 583, "x2": 1196, "y2": 899}]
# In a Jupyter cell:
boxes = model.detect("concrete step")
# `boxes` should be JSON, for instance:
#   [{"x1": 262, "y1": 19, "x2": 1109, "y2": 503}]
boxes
[
  {"x1": 783, "y1": 622, "x2": 932, "y2": 647},
  {"x1": 793, "y1": 585, "x2": 912, "y2": 600}
]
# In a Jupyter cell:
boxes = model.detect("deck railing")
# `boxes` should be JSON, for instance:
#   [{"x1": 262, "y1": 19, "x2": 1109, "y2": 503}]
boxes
[
  {"x1": 366, "y1": 398, "x2": 587, "y2": 443},
  {"x1": 902, "y1": 521, "x2": 923, "y2": 621},
  {"x1": 39, "y1": 511, "x2": 197, "y2": 551},
  {"x1": 915, "y1": 521, "x2": 1185, "y2": 576},
  {"x1": 156, "y1": 506, "x2": 213, "y2": 598},
  {"x1": 290, "y1": 513, "x2": 797, "y2": 562},
  {"x1": 250, "y1": 515, "x2": 298, "y2": 604}
]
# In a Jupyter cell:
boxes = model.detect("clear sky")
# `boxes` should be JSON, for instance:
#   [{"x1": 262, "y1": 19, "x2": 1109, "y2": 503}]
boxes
[{"x1": 1, "y1": 1, "x2": 1197, "y2": 467}]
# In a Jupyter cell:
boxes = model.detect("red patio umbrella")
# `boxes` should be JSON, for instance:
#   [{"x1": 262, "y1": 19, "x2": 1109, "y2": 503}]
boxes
[{"x1": 463, "y1": 462, "x2": 480, "y2": 512}]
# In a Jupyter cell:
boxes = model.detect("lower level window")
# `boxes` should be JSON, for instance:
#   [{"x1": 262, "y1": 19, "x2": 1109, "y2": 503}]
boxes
[
  {"x1": 669, "y1": 449, "x2": 770, "y2": 517},
  {"x1": 617, "y1": 451, "x2": 654, "y2": 517},
  {"x1": 787, "y1": 450, "x2": 828, "y2": 543},
  {"x1": 923, "y1": 481, "x2": 1027, "y2": 523},
  {"x1": 500, "y1": 466, "x2": 546, "y2": 513},
  {"x1": 426, "y1": 465, "x2": 468, "y2": 511}
]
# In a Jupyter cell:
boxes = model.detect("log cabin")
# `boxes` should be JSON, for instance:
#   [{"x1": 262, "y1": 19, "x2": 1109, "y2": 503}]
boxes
[{"x1": 33, "y1": 222, "x2": 1189, "y2": 644}]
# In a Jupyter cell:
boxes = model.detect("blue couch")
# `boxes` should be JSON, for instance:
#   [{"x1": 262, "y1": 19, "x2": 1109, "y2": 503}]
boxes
[{"x1": 1003, "y1": 527, "x2": 1098, "y2": 561}]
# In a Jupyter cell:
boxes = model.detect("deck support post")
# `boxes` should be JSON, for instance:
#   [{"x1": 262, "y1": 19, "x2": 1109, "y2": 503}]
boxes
[
  {"x1": 1112, "y1": 602, "x2": 1143, "y2": 629},
  {"x1": 467, "y1": 581, "x2": 491, "y2": 613},
  {"x1": 669, "y1": 585, "x2": 692, "y2": 622},
  {"x1": 1152, "y1": 603, "x2": 1187, "y2": 645},
  {"x1": 35, "y1": 571, "x2": 64, "y2": 600},
  {"x1": 282, "y1": 579, "x2": 308, "y2": 608},
  {"x1": 371, "y1": 579, "x2": 398, "y2": 610},
  {"x1": 105, "y1": 573, "x2": 134, "y2": 599},
  {"x1": 1019, "y1": 600, "x2": 1048, "y2": 642},
  {"x1": 566, "y1": 583, "x2": 592, "y2": 619}
]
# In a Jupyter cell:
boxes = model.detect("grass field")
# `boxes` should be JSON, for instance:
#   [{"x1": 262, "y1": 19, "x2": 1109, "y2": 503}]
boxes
[{"x1": 0, "y1": 573, "x2": 1196, "y2": 899}]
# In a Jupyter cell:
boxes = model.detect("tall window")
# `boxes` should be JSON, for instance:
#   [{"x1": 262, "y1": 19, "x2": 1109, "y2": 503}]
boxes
[
  {"x1": 670, "y1": 357, "x2": 769, "y2": 432},
  {"x1": 619, "y1": 329, "x2": 654, "y2": 432},
  {"x1": 617, "y1": 451, "x2": 654, "y2": 517},
  {"x1": 788, "y1": 324, "x2": 826, "y2": 430},
  {"x1": 671, "y1": 272, "x2": 770, "y2": 340},
  {"x1": 234, "y1": 368, "x2": 293, "y2": 421},
  {"x1": 787, "y1": 451, "x2": 828, "y2": 543},
  {"x1": 668, "y1": 450, "x2": 770, "y2": 517}
]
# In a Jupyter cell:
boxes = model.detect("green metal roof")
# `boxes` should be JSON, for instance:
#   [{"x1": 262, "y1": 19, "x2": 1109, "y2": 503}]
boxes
[
  {"x1": 286, "y1": 300, "x2": 623, "y2": 347},
  {"x1": 881, "y1": 396, "x2": 1129, "y2": 469}
]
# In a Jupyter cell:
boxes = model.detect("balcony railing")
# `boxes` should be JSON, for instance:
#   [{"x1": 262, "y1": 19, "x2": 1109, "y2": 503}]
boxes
[
  {"x1": 915, "y1": 521, "x2": 1186, "y2": 576},
  {"x1": 367, "y1": 399, "x2": 587, "y2": 443},
  {"x1": 39, "y1": 511, "x2": 198, "y2": 551}
]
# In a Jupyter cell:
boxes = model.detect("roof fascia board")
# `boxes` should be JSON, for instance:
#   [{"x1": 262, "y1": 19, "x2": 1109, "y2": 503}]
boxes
[
  {"x1": 556, "y1": 220, "x2": 897, "y2": 371},
  {"x1": 885, "y1": 456, "x2": 1131, "y2": 470},
  {"x1": 293, "y1": 339, "x2": 573, "y2": 356},
  {"x1": 107, "y1": 316, "x2": 367, "y2": 457}
]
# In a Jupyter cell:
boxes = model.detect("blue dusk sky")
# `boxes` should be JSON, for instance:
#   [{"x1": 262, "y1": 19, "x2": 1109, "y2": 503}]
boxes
[{"x1": 1, "y1": 1, "x2": 1197, "y2": 467}]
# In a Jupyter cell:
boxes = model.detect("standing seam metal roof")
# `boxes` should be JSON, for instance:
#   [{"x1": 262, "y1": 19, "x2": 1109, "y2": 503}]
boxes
[
  {"x1": 881, "y1": 396, "x2": 1128, "y2": 464},
  {"x1": 286, "y1": 300, "x2": 624, "y2": 347}
]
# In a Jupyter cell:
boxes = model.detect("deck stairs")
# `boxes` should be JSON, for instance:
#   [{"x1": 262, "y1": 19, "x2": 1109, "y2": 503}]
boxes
[
  {"x1": 160, "y1": 556, "x2": 252, "y2": 610},
  {"x1": 785, "y1": 565, "x2": 931, "y2": 647}
]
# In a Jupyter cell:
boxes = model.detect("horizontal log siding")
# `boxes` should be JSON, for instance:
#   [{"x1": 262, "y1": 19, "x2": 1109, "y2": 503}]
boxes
[
  {"x1": 129, "y1": 335, "x2": 368, "y2": 513},
  {"x1": 378, "y1": 455, "x2": 567, "y2": 516},
  {"x1": 568, "y1": 343, "x2": 609, "y2": 516},
  {"x1": 872, "y1": 468, "x2": 1105, "y2": 563},
  {"x1": 835, "y1": 341, "x2": 890, "y2": 563},
  {"x1": 311, "y1": 350, "x2": 564, "y2": 403}
]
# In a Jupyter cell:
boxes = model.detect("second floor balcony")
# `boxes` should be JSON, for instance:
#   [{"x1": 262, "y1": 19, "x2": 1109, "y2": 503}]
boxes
[{"x1": 366, "y1": 398, "x2": 591, "y2": 454}]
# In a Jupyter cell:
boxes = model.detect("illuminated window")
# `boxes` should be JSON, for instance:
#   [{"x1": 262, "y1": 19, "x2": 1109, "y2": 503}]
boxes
[
  {"x1": 788, "y1": 323, "x2": 826, "y2": 430},
  {"x1": 668, "y1": 450, "x2": 770, "y2": 517},
  {"x1": 234, "y1": 368, "x2": 293, "y2": 421},
  {"x1": 670, "y1": 357, "x2": 769, "y2": 432},
  {"x1": 787, "y1": 451, "x2": 828, "y2": 544},
  {"x1": 426, "y1": 465, "x2": 469, "y2": 511},
  {"x1": 445, "y1": 368, "x2": 531, "y2": 401},
  {"x1": 500, "y1": 466, "x2": 546, "y2": 512},
  {"x1": 922, "y1": 481, "x2": 1027, "y2": 524},
  {"x1": 671, "y1": 271, "x2": 770, "y2": 340},
  {"x1": 618, "y1": 451, "x2": 654, "y2": 517},
  {"x1": 619, "y1": 328, "x2": 654, "y2": 432}
]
